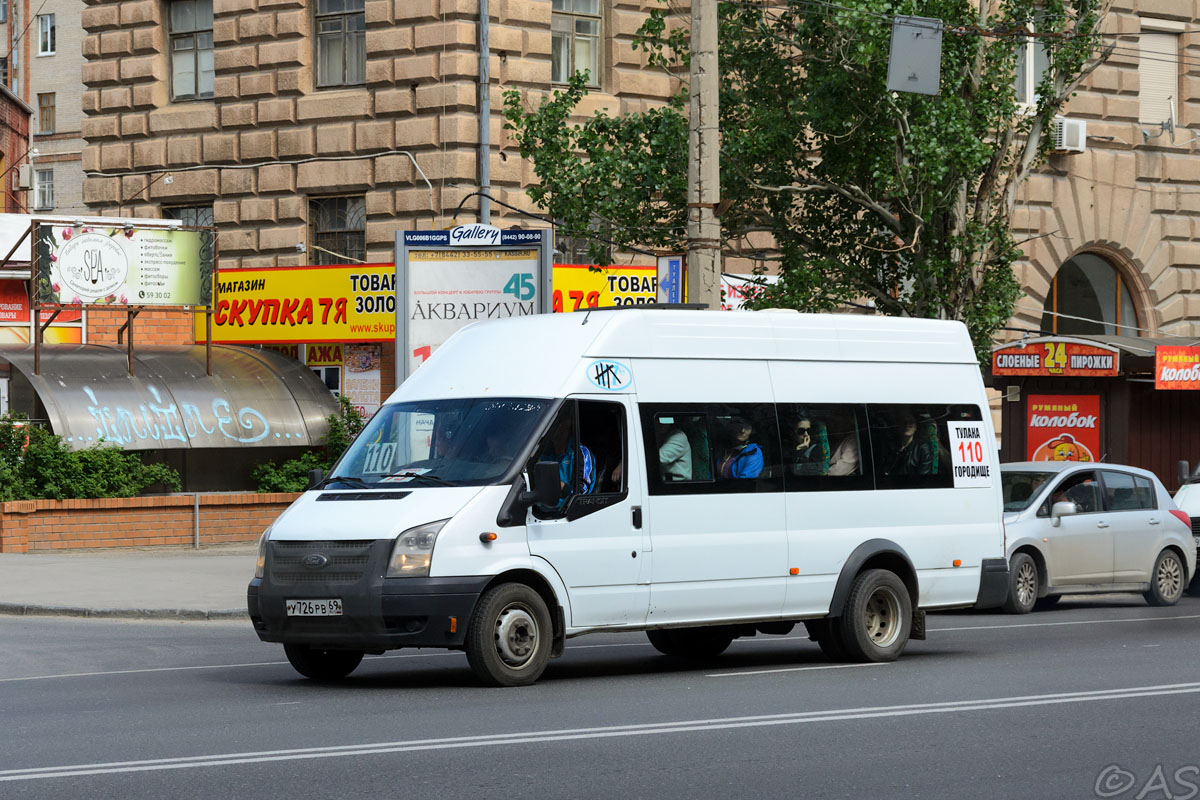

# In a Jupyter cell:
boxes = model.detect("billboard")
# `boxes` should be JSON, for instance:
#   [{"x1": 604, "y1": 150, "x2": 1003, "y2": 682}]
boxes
[
  {"x1": 36, "y1": 224, "x2": 213, "y2": 307},
  {"x1": 1154, "y1": 346, "x2": 1200, "y2": 390},
  {"x1": 992, "y1": 338, "x2": 1119, "y2": 378},
  {"x1": 1026, "y1": 394, "x2": 1100, "y2": 462},
  {"x1": 552, "y1": 264, "x2": 658, "y2": 310}
]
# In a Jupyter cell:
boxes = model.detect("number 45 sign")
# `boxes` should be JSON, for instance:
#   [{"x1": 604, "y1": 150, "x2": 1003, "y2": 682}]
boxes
[{"x1": 947, "y1": 422, "x2": 993, "y2": 488}]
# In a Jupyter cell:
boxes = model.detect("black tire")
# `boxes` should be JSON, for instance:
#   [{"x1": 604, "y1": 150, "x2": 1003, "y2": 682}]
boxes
[
  {"x1": 1002, "y1": 552, "x2": 1038, "y2": 614},
  {"x1": 465, "y1": 583, "x2": 553, "y2": 687},
  {"x1": 836, "y1": 569, "x2": 911, "y2": 663},
  {"x1": 804, "y1": 618, "x2": 849, "y2": 662},
  {"x1": 646, "y1": 628, "x2": 733, "y2": 659},
  {"x1": 1145, "y1": 549, "x2": 1186, "y2": 607},
  {"x1": 1033, "y1": 594, "x2": 1061, "y2": 611},
  {"x1": 283, "y1": 644, "x2": 364, "y2": 680}
]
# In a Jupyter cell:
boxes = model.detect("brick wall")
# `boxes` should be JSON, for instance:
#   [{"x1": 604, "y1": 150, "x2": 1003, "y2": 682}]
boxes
[
  {"x1": 86, "y1": 306, "x2": 197, "y2": 345},
  {"x1": 0, "y1": 491, "x2": 300, "y2": 553}
]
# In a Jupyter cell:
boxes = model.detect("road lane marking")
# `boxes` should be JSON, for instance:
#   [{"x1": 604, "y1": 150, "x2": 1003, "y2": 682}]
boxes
[
  {"x1": 2, "y1": 612, "x2": 1196, "y2": 683},
  {"x1": 707, "y1": 663, "x2": 885, "y2": 677},
  {"x1": 5, "y1": 682, "x2": 1200, "y2": 781},
  {"x1": 932, "y1": 613, "x2": 1200, "y2": 632}
]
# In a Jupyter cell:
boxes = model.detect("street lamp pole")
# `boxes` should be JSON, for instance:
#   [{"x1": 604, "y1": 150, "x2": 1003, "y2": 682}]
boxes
[{"x1": 687, "y1": 0, "x2": 721, "y2": 309}]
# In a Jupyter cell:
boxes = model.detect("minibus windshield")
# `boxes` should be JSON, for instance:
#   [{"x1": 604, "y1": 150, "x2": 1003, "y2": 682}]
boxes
[
  {"x1": 328, "y1": 398, "x2": 550, "y2": 487},
  {"x1": 1001, "y1": 470, "x2": 1056, "y2": 512}
]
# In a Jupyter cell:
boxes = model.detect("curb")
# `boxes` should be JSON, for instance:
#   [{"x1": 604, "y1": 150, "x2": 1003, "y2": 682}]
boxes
[{"x1": 0, "y1": 603, "x2": 248, "y2": 621}]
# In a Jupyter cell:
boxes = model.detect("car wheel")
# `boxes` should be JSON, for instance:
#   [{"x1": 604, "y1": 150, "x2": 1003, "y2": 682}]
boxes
[
  {"x1": 465, "y1": 583, "x2": 553, "y2": 687},
  {"x1": 1002, "y1": 553, "x2": 1038, "y2": 614},
  {"x1": 1145, "y1": 550, "x2": 1185, "y2": 607},
  {"x1": 646, "y1": 628, "x2": 733, "y2": 658},
  {"x1": 283, "y1": 644, "x2": 364, "y2": 680},
  {"x1": 836, "y1": 569, "x2": 912, "y2": 663},
  {"x1": 804, "y1": 618, "x2": 849, "y2": 662}
]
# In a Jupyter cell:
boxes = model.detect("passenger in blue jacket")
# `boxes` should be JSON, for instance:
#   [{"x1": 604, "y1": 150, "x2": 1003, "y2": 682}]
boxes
[{"x1": 718, "y1": 417, "x2": 764, "y2": 479}]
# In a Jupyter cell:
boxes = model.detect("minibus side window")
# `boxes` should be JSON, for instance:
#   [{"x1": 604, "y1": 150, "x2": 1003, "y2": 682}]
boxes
[
  {"x1": 779, "y1": 403, "x2": 872, "y2": 492},
  {"x1": 640, "y1": 403, "x2": 782, "y2": 495},
  {"x1": 527, "y1": 399, "x2": 628, "y2": 520},
  {"x1": 867, "y1": 404, "x2": 982, "y2": 491}
]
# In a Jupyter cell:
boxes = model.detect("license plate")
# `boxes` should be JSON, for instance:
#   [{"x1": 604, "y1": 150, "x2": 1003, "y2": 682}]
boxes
[{"x1": 285, "y1": 598, "x2": 343, "y2": 617}]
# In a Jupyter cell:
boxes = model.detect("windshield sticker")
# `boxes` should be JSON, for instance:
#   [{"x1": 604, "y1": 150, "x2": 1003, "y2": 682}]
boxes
[
  {"x1": 362, "y1": 442, "x2": 397, "y2": 474},
  {"x1": 947, "y1": 422, "x2": 992, "y2": 488},
  {"x1": 380, "y1": 467, "x2": 430, "y2": 483},
  {"x1": 586, "y1": 360, "x2": 633, "y2": 392}
]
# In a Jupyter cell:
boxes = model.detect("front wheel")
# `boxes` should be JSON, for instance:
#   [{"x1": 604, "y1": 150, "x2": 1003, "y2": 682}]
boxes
[
  {"x1": 283, "y1": 644, "x2": 364, "y2": 680},
  {"x1": 1145, "y1": 550, "x2": 1185, "y2": 607},
  {"x1": 465, "y1": 583, "x2": 552, "y2": 687},
  {"x1": 836, "y1": 569, "x2": 911, "y2": 663},
  {"x1": 1002, "y1": 552, "x2": 1038, "y2": 614}
]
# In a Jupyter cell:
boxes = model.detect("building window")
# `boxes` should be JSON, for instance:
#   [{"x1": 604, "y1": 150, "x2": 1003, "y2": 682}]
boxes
[
  {"x1": 309, "y1": 196, "x2": 365, "y2": 264},
  {"x1": 1139, "y1": 32, "x2": 1178, "y2": 126},
  {"x1": 552, "y1": 0, "x2": 600, "y2": 86},
  {"x1": 0, "y1": 58, "x2": 8, "y2": 87},
  {"x1": 0, "y1": 1, "x2": 7, "y2": 24},
  {"x1": 169, "y1": 0, "x2": 214, "y2": 101},
  {"x1": 34, "y1": 169, "x2": 53, "y2": 210},
  {"x1": 163, "y1": 205, "x2": 214, "y2": 227},
  {"x1": 37, "y1": 14, "x2": 55, "y2": 56},
  {"x1": 1014, "y1": 29, "x2": 1049, "y2": 107},
  {"x1": 36, "y1": 93, "x2": 54, "y2": 134},
  {"x1": 315, "y1": 0, "x2": 365, "y2": 88},
  {"x1": 1041, "y1": 253, "x2": 1140, "y2": 337}
]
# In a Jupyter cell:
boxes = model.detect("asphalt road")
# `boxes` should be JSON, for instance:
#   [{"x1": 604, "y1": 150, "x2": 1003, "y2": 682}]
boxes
[{"x1": 3, "y1": 596, "x2": 1200, "y2": 800}]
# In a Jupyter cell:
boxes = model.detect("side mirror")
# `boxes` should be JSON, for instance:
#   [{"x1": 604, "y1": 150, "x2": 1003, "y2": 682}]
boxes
[
  {"x1": 1180, "y1": 460, "x2": 1190, "y2": 487},
  {"x1": 308, "y1": 468, "x2": 325, "y2": 490},
  {"x1": 519, "y1": 461, "x2": 561, "y2": 509},
  {"x1": 1050, "y1": 500, "x2": 1077, "y2": 527}
]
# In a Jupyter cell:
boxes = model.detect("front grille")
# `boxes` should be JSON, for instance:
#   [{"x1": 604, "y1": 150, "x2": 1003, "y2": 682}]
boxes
[{"x1": 268, "y1": 540, "x2": 377, "y2": 586}]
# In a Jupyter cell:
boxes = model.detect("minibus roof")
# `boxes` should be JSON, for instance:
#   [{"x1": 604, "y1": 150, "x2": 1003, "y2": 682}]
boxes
[{"x1": 391, "y1": 309, "x2": 977, "y2": 403}]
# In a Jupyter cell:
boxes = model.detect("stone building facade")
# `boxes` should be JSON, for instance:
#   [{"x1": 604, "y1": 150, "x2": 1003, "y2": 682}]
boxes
[{"x1": 79, "y1": 0, "x2": 673, "y2": 270}]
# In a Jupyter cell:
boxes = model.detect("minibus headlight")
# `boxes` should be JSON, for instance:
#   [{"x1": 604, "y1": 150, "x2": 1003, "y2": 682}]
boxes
[
  {"x1": 254, "y1": 525, "x2": 272, "y2": 579},
  {"x1": 387, "y1": 520, "x2": 449, "y2": 578}
]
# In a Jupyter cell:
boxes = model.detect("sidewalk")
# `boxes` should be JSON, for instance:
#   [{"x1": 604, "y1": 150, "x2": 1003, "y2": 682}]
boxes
[{"x1": 0, "y1": 544, "x2": 258, "y2": 620}]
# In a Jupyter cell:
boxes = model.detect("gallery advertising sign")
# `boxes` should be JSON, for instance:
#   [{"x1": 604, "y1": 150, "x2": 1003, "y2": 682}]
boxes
[
  {"x1": 196, "y1": 263, "x2": 395, "y2": 344},
  {"x1": 992, "y1": 338, "x2": 1119, "y2": 378},
  {"x1": 396, "y1": 226, "x2": 552, "y2": 379},
  {"x1": 1154, "y1": 346, "x2": 1200, "y2": 390},
  {"x1": 36, "y1": 224, "x2": 213, "y2": 307},
  {"x1": 1026, "y1": 394, "x2": 1101, "y2": 462}
]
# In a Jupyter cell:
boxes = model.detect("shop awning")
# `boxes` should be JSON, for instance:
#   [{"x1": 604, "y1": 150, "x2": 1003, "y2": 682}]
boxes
[{"x1": 0, "y1": 344, "x2": 338, "y2": 450}]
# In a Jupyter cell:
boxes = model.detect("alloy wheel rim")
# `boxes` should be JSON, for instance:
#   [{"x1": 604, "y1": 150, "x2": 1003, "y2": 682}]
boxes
[
  {"x1": 1016, "y1": 562, "x2": 1037, "y2": 607},
  {"x1": 1157, "y1": 556, "x2": 1182, "y2": 600},
  {"x1": 864, "y1": 587, "x2": 902, "y2": 648},
  {"x1": 495, "y1": 604, "x2": 538, "y2": 668}
]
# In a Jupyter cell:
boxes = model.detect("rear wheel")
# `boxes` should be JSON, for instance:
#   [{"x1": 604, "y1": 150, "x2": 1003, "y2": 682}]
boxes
[
  {"x1": 283, "y1": 644, "x2": 364, "y2": 680},
  {"x1": 1145, "y1": 550, "x2": 1185, "y2": 607},
  {"x1": 645, "y1": 628, "x2": 733, "y2": 658},
  {"x1": 465, "y1": 583, "x2": 553, "y2": 687},
  {"x1": 1002, "y1": 553, "x2": 1038, "y2": 614},
  {"x1": 836, "y1": 569, "x2": 911, "y2": 663}
]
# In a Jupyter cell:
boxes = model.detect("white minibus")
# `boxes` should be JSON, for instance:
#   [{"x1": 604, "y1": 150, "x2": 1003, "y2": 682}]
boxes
[{"x1": 248, "y1": 309, "x2": 1009, "y2": 686}]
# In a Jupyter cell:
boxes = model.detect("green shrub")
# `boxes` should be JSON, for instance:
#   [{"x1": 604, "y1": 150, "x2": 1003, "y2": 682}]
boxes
[
  {"x1": 252, "y1": 396, "x2": 366, "y2": 493},
  {"x1": 0, "y1": 412, "x2": 181, "y2": 501}
]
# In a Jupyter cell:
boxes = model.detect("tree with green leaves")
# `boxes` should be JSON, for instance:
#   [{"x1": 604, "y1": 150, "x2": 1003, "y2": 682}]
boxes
[{"x1": 503, "y1": 0, "x2": 1112, "y2": 356}]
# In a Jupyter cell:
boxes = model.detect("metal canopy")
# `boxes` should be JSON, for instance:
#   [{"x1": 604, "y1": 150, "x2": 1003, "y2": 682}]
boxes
[{"x1": 0, "y1": 344, "x2": 338, "y2": 450}]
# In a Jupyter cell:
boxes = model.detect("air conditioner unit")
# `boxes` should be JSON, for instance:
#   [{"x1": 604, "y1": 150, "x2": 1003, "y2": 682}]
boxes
[
  {"x1": 15, "y1": 164, "x2": 30, "y2": 189},
  {"x1": 1053, "y1": 117, "x2": 1087, "y2": 154}
]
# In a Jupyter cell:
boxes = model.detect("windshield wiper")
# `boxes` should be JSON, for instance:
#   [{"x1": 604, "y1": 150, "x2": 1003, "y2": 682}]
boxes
[
  {"x1": 383, "y1": 471, "x2": 460, "y2": 487},
  {"x1": 316, "y1": 475, "x2": 374, "y2": 490}
]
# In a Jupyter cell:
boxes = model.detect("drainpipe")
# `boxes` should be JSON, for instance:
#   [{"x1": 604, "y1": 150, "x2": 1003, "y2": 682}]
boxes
[{"x1": 478, "y1": 0, "x2": 490, "y2": 224}]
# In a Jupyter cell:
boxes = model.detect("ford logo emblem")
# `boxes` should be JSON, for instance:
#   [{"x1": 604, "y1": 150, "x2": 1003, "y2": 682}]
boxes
[{"x1": 301, "y1": 553, "x2": 329, "y2": 570}]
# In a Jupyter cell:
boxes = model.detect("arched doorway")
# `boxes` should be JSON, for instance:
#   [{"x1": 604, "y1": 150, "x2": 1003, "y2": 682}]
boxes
[{"x1": 1040, "y1": 253, "x2": 1140, "y2": 336}]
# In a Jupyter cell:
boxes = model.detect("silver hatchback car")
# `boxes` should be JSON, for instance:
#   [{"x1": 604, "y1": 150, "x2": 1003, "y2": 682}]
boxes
[{"x1": 1000, "y1": 462, "x2": 1195, "y2": 614}]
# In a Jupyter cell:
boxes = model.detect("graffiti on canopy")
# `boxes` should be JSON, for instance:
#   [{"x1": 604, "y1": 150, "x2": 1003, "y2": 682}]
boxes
[{"x1": 81, "y1": 385, "x2": 271, "y2": 445}]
